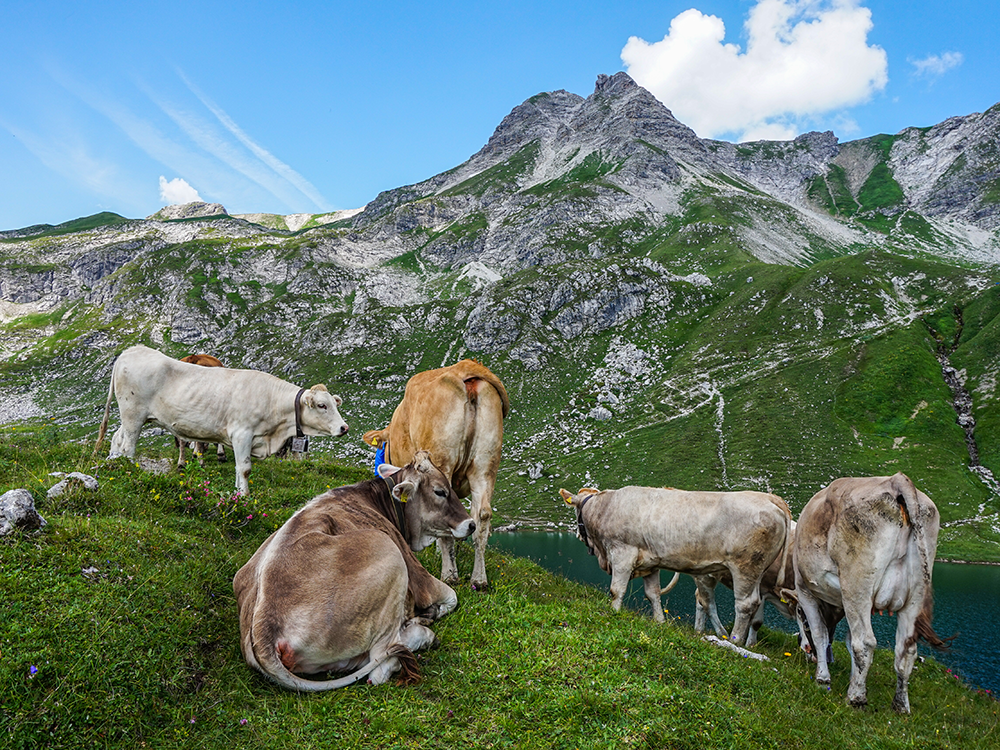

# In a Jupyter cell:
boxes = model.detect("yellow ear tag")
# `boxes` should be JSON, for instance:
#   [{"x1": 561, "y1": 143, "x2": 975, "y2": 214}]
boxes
[
  {"x1": 399, "y1": 491, "x2": 409, "y2": 503},
  {"x1": 371, "y1": 437, "x2": 380, "y2": 447}
]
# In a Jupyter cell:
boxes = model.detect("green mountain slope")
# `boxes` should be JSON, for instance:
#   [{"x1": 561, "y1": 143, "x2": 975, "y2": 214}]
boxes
[{"x1": 2, "y1": 74, "x2": 1000, "y2": 561}]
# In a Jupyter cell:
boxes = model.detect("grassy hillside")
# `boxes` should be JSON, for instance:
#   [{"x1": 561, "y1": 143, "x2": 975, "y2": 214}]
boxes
[
  {"x1": 3, "y1": 240, "x2": 1000, "y2": 561},
  {"x1": 1, "y1": 426, "x2": 997, "y2": 749}
]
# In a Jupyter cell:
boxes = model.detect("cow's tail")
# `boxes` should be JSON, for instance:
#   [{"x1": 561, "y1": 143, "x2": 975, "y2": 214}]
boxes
[
  {"x1": 93, "y1": 364, "x2": 117, "y2": 454},
  {"x1": 660, "y1": 571, "x2": 681, "y2": 596},
  {"x1": 250, "y1": 627, "x2": 415, "y2": 692},
  {"x1": 910, "y1": 592, "x2": 954, "y2": 651},
  {"x1": 774, "y1": 495, "x2": 794, "y2": 591},
  {"x1": 458, "y1": 360, "x2": 510, "y2": 418},
  {"x1": 891, "y1": 473, "x2": 954, "y2": 652}
]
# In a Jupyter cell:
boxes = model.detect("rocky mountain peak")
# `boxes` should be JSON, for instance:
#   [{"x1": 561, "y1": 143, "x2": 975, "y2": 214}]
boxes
[
  {"x1": 593, "y1": 71, "x2": 639, "y2": 96},
  {"x1": 147, "y1": 202, "x2": 228, "y2": 221},
  {"x1": 477, "y1": 89, "x2": 585, "y2": 160}
]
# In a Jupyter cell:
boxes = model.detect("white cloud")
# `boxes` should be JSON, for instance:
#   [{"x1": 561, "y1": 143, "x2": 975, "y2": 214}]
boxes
[
  {"x1": 910, "y1": 51, "x2": 963, "y2": 79},
  {"x1": 621, "y1": 0, "x2": 888, "y2": 141},
  {"x1": 159, "y1": 176, "x2": 202, "y2": 205}
]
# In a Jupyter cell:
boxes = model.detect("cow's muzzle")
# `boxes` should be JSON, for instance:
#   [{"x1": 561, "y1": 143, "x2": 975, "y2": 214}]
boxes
[{"x1": 453, "y1": 519, "x2": 476, "y2": 539}]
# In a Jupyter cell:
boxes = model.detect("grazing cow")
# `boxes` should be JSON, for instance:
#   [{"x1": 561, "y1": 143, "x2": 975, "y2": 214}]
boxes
[
  {"x1": 362, "y1": 360, "x2": 508, "y2": 590},
  {"x1": 175, "y1": 353, "x2": 227, "y2": 467},
  {"x1": 786, "y1": 473, "x2": 949, "y2": 713},
  {"x1": 95, "y1": 345, "x2": 348, "y2": 494},
  {"x1": 233, "y1": 451, "x2": 475, "y2": 690},
  {"x1": 692, "y1": 520, "x2": 798, "y2": 647},
  {"x1": 560, "y1": 485, "x2": 791, "y2": 646}
]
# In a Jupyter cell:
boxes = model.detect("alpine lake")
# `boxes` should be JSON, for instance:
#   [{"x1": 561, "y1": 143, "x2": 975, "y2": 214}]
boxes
[{"x1": 490, "y1": 531, "x2": 1000, "y2": 697}]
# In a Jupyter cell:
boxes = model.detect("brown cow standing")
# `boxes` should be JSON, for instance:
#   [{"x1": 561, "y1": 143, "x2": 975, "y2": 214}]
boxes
[
  {"x1": 363, "y1": 360, "x2": 508, "y2": 590},
  {"x1": 176, "y1": 354, "x2": 227, "y2": 467}
]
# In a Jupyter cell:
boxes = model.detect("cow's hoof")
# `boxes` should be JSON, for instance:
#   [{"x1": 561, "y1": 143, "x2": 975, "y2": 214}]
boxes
[
  {"x1": 848, "y1": 698, "x2": 868, "y2": 710},
  {"x1": 470, "y1": 580, "x2": 490, "y2": 592}
]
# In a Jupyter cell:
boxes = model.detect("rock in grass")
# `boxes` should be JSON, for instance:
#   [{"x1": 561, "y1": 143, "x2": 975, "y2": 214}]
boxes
[
  {"x1": 0, "y1": 488, "x2": 47, "y2": 535},
  {"x1": 46, "y1": 472, "x2": 99, "y2": 498}
]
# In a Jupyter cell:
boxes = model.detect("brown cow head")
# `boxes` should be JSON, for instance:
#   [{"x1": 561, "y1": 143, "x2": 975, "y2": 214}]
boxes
[{"x1": 379, "y1": 450, "x2": 475, "y2": 551}]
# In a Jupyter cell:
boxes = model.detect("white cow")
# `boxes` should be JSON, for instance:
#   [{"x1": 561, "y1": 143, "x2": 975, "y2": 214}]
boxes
[
  {"x1": 787, "y1": 473, "x2": 949, "y2": 713},
  {"x1": 96, "y1": 345, "x2": 348, "y2": 494},
  {"x1": 560, "y1": 485, "x2": 792, "y2": 646}
]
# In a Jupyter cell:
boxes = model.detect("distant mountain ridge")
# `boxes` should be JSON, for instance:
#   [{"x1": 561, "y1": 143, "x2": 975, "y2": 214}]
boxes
[{"x1": 3, "y1": 72, "x2": 1000, "y2": 561}]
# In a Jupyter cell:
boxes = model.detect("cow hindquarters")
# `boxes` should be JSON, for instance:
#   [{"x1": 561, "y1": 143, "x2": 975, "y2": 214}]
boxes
[{"x1": 241, "y1": 531, "x2": 414, "y2": 691}]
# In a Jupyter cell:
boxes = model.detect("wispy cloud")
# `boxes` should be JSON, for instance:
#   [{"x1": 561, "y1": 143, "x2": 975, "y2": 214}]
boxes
[
  {"x1": 175, "y1": 70, "x2": 331, "y2": 211},
  {"x1": 621, "y1": 0, "x2": 888, "y2": 141},
  {"x1": 0, "y1": 114, "x2": 147, "y2": 214},
  {"x1": 910, "y1": 51, "x2": 964, "y2": 80},
  {"x1": 44, "y1": 62, "x2": 329, "y2": 214}
]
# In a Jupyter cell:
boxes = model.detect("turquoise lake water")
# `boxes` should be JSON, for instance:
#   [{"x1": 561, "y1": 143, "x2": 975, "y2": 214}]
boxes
[{"x1": 490, "y1": 531, "x2": 1000, "y2": 696}]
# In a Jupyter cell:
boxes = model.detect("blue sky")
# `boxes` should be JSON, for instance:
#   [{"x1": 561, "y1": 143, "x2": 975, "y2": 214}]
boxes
[{"x1": 0, "y1": 0, "x2": 995, "y2": 230}]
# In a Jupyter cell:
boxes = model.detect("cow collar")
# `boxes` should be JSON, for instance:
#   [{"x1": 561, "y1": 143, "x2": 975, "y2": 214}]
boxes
[
  {"x1": 291, "y1": 388, "x2": 310, "y2": 453},
  {"x1": 379, "y1": 472, "x2": 409, "y2": 542},
  {"x1": 294, "y1": 389, "x2": 306, "y2": 437},
  {"x1": 372, "y1": 438, "x2": 390, "y2": 476}
]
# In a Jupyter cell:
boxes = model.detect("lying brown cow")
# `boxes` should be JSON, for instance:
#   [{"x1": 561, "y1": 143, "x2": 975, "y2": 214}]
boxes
[
  {"x1": 363, "y1": 360, "x2": 508, "y2": 590},
  {"x1": 233, "y1": 451, "x2": 475, "y2": 690},
  {"x1": 175, "y1": 353, "x2": 227, "y2": 467},
  {"x1": 786, "y1": 473, "x2": 949, "y2": 713},
  {"x1": 560, "y1": 485, "x2": 791, "y2": 646}
]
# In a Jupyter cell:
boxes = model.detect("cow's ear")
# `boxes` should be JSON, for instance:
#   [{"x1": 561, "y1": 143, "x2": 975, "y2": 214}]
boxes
[
  {"x1": 377, "y1": 463, "x2": 401, "y2": 479},
  {"x1": 392, "y1": 480, "x2": 415, "y2": 503},
  {"x1": 559, "y1": 488, "x2": 574, "y2": 504},
  {"x1": 779, "y1": 588, "x2": 798, "y2": 606},
  {"x1": 333, "y1": 394, "x2": 343, "y2": 406}
]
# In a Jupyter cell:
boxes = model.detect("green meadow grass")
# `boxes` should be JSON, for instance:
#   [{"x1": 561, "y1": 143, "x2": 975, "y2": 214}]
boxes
[{"x1": 2, "y1": 425, "x2": 998, "y2": 749}]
